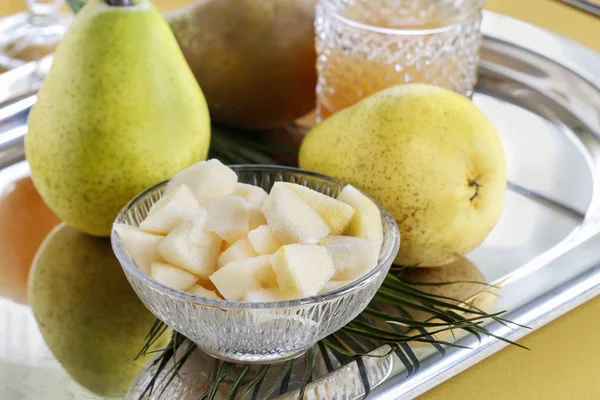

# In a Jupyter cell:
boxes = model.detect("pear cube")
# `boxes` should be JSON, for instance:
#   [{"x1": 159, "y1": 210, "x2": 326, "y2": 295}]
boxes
[
  {"x1": 233, "y1": 183, "x2": 268, "y2": 205},
  {"x1": 270, "y1": 244, "x2": 334, "y2": 298},
  {"x1": 247, "y1": 225, "x2": 282, "y2": 255},
  {"x1": 186, "y1": 284, "x2": 221, "y2": 300},
  {"x1": 244, "y1": 288, "x2": 287, "y2": 303},
  {"x1": 205, "y1": 195, "x2": 250, "y2": 243},
  {"x1": 209, "y1": 255, "x2": 277, "y2": 301},
  {"x1": 113, "y1": 223, "x2": 163, "y2": 274},
  {"x1": 337, "y1": 185, "x2": 383, "y2": 247},
  {"x1": 217, "y1": 238, "x2": 257, "y2": 269},
  {"x1": 262, "y1": 183, "x2": 330, "y2": 244},
  {"x1": 281, "y1": 182, "x2": 355, "y2": 235},
  {"x1": 165, "y1": 159, "x2": 238, "y2": 204},
  {"x1": 248, "y1": 204, "x2": 268, "y2": 230},
  {"x1": 157, "y1": 217, "x2": 221, "y2": 278},
  {"x1": 318, "y1": 280, "x2": 353, "y2": 295},
  {"x1": 139, "y1": 185, "x2": 203, "y2": 235},
  {"x1": 320, "y1": 236, "x2": 380, "y2": 280},
  {"x1": 150, "y1": 262, "x2": 198, "y2": 291}
]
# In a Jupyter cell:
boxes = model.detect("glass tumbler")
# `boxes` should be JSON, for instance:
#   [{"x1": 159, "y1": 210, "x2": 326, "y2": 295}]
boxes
[{"x1": 315, "y1": 0, "x2": 484, "y2": 120}]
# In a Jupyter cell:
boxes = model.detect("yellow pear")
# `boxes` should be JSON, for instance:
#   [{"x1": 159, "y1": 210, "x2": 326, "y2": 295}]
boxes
[
  {"x1": 29, "y1": 224, "x2": 169, "y2": 397},
  {"x1": 26, "y1": 0, "x2": 210, "y2": 237},
  {"x1": 299, "y1": 84, "x2": 506, "y2": 266}
]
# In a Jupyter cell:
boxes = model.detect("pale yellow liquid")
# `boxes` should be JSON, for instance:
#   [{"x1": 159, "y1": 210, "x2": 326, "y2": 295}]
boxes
[{"x1": 317, "y1": 13, "x2": 479, "y2": 119}]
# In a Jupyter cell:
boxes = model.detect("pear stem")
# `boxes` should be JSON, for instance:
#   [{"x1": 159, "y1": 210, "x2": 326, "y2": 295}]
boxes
[{"x1": 106, "y1": 0, "x2": 133, "y2": 6}]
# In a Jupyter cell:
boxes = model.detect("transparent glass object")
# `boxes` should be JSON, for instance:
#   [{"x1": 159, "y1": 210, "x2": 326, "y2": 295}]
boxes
[
  {"x1": 112, "y1": 166, "x2": 400, "y2": 364},
  {"x1": 315, "y1": 0, "x2": 484, "y2": 119},
  {"x1": 0, "y1": 0, "x2": 67, "y2": 71}
]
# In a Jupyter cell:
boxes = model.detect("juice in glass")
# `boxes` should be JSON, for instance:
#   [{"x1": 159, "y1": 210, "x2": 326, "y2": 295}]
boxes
[{"x1": 315, "y1": 0, "x2": 484, "y2": 120}]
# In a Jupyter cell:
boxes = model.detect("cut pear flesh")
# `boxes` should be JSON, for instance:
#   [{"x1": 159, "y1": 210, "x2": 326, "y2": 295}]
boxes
[
  {"x1": 157, "y1": 217, "x2": 221, "y2": 278},
  {"x1": 336, "y1": 185, "x2": 383, "y2": 247},
  {"x1": 248, "y1": 204, "x2": 268, "y2": 230},
  {"x1": 244, "y1": 288, "x2": 287, "y2": 302},
  {"x1": 150, "y1": 261, "x2": 198, "y2": 291},
  {"x1": 247, "y1": 225, "x2": 282, "y2": 255},
  {"x1": 318, "y1": 279, "x2": 353, "y2": 295},
  {"x1": 210, "y1": 255, "x2": 277, "y2": 301},
  {"x1": 139, "y1": 184, "x2": 203, "y2": 235},
  {"x1": 270, "y1": 244, "x2": 335, "y2": 298},
  {"x1": 233, "y1": 183, "x2": 268, "y2": 205},
  {"x1": 217, "y1": 238, "x2": 257, "y2": 269},
  {"x1": 113, "y1": 223, "x2": 163, "y2": 274},
  {"x1": 281, "y1": 182, "x2": 355, "y2": 235},
  {"x1": 122, "y1": 159, "x2": 387, "y2": 303},
  {"x1": 186, "y1": 284, "x2": 221, "y2": 300},
  {"x1": 262, "y1": 183, "x2": 330, "y2": 244},
  {"x1": 205, "y1": 195, "x2": 250, "y2": 243},
  {"x1": 320, "y1": 235, "x2": 380, "y2": 280},
  {"x1": 165, "y1": 159, "x2": 238, "y2": 204}
]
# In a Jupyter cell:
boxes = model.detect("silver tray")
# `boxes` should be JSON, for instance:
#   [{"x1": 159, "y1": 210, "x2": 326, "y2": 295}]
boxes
[{"x1": 1, "y1": 11, "x2": 600, "y2": 400}]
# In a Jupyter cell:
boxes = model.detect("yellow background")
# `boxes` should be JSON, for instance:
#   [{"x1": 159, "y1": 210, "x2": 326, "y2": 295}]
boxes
[{"x1": 0, "y1": 0, "x2": 599, "y2": 398}]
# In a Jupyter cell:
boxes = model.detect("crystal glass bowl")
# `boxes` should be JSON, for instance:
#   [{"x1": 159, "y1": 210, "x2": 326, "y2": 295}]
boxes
[{"x1": 111, "y1": 165, "x2": 400, "y2": 363}]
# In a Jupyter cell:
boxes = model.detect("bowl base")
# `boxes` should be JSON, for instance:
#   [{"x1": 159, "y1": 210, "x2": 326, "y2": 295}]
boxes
[{"x1": 200, "y1": 347, "x2": 310, "y2": 365}]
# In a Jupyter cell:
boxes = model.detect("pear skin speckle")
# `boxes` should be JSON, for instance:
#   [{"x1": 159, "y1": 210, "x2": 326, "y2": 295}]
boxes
[
  {"x1": 299, "y1": 84, "x2": 507, "y2": 266},
  {"x1": 25, "y1": 0, "x2": 210, "y2": 236}
]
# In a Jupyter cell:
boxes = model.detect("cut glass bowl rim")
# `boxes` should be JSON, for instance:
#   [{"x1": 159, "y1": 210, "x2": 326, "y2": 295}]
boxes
[{"x1": 111, "y1": 164, "x2": 400, "y2": 310}]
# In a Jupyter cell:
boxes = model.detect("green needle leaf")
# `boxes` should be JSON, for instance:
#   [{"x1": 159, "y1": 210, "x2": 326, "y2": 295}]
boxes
[
  {"x1": 66, "y1": 0, "x2": 86, "y2": 13},
  {"x1": 298, "y1": 349, "x2": 315, "y2": 399},
  {"x1": 259, "y1": 360, "x2": 294, "y2": 400},
  {"x1": 239, "y1": 365, "x2": 270, "y2": 399}
]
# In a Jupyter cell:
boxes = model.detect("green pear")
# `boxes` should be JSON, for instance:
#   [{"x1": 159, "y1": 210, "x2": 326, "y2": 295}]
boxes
[
  {"x1": 299, "y1": 84, "x2": 506, "y2": 266},
  {"x1": 26, "y1": 0, "x2": 210, "y2": 237},
  {"x1": 166, "y1": 0, "x2": 317, "y2": 129},
  {"x1": 28, "y1": 223, "x2": 169, "y2": 397}
]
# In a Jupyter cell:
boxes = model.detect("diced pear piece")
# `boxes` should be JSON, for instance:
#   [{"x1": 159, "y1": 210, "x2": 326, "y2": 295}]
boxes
[
  {"x1": 205, "y1": 195, "x2": 250, "y2": 243},
  {"x1": 247, "y1": 225, "x2": 282, "y2": 255},
  {"x1": 318, "y1": 280, "x2": 353, "y2": 295},
  {"x1": 217, "y1": 238, "x2": 257, "y2": 269},
  {"x1": 262, "y1": 183, "x2": 330, "y2": 244},
  {"x1": 320, "y1": 236, "x2": 380, "y2": 280},
  {"x1": 233, "y1": 183, "x2": 268, "y2": 205},
  {"x1": 209, "y1": 255, "x2": 277, "y2": 301},
  {"x1": 244, "y1": 288, "x2": 287, "y2": 303},
  {"x1": 139, "y1": 185, "x2": 203, "y2": 235},
  {"x1": 186, "y1": 284, "x2": 222, "y2": 300},
  {"x1": 337, "y1": 185, "x2": 383, "y2": 246},
  {"x1": 248, "y1": 204, "x2": 268, "y2": 230},
  {"x1": 113, "y1": 223, "x2": 163, "y2": 274},
  {"x1": 150, "y1": 262, "x2": 198, "y2": 291},
  {"x1": 157, "y1": 217, "x2": 221, "y2": 278},
  {"x1": 165, "y1": 159, "x2": 238, "y2": 204},
  {"x1": 270, "y1": 244, "x2": 334, "y2": 298},
  {"x1": 281, "y1": 182, "x2": 355, "y2": 235}
]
